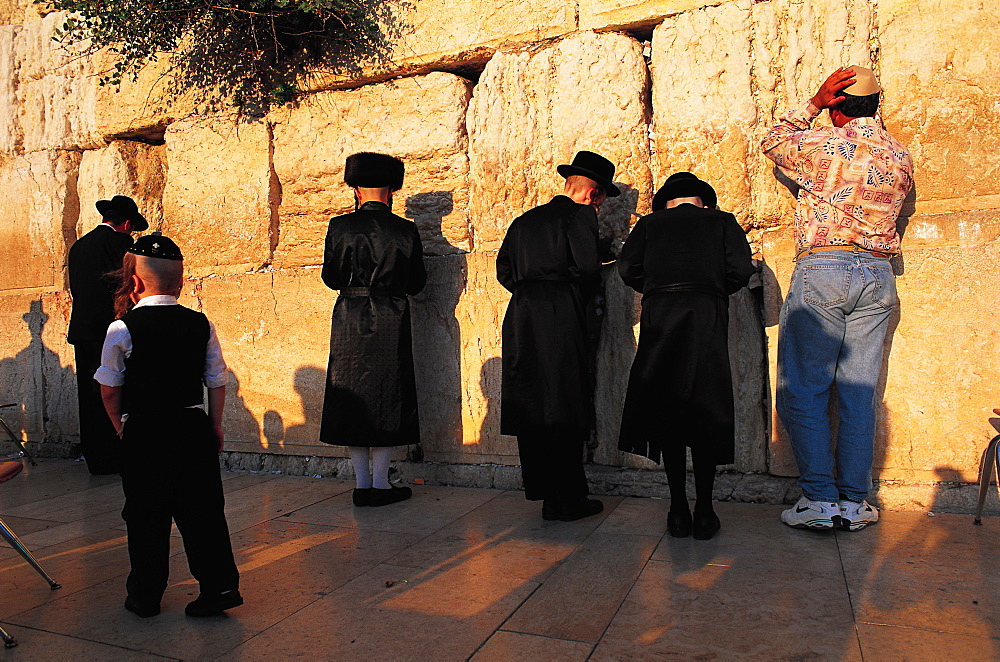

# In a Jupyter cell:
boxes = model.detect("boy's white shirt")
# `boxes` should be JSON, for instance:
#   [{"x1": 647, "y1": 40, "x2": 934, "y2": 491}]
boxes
[{"x1": 94, "y1": 294, "x2": 229, "y2": 398}]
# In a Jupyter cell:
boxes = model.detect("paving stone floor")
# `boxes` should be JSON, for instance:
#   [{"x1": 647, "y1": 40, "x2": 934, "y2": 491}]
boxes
[{"x1": 2, "y1": 459, "x2": 1000, "y2": 660}]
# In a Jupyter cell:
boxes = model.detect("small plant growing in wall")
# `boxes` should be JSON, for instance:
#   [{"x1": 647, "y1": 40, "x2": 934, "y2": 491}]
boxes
[{"x1": 43, "y1": 0, "x2": 405, "y2": 117}]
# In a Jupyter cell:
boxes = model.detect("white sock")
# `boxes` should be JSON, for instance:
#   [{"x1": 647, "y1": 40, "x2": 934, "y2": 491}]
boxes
[
  {"x1": 349, "y1": 446, "x2": 372, "y2": 489},
  {"x1": 372, "y1": 446, "x2": 393, "y2": 490}
]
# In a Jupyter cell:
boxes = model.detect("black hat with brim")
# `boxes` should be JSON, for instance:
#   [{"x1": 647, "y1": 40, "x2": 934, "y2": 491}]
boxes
[
  {"x1": 344, "y1": 152, "x2": 405, "y2": 190},
  {"x1": 651, "y1": 172, "x2": 717, "y2": 211},
  {"x1": 127, "y1": 233, "x2": 183, "y2": 261},
  {"x1": 96, "y1": 195, "x2": 149, "y2": 231},
  {"x1": 557, "y1": 150, "x2": 621, "y2": 197}
]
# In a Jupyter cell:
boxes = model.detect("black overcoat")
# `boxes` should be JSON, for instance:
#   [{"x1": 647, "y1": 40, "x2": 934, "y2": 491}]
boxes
[
  {"x1": 617, "y1": 204, "x2": 754, "y2": 465},
  {"x1": 497, "y1": 195, "x2": 601, "y2": 439},
  {"x1": 319, "y1": 201, "x2": 426, "y2": 447},
  {"x1": 68, "y1": 224, "x2": 133, "y2": 344}
]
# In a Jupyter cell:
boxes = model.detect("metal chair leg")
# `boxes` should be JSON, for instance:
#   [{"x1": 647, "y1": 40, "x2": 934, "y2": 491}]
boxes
[
  {"x1": 0, "y1": 623, "x2": 16, "y2": 648},
  {"x1": 0, "y1": 517, "x2": 61, "y2": 589},
  {"x1": 974, "y1": 434, "x2": 1000, "y2": 525},
  {"x1": 0, "y1": 406, "x2": 35, "y2": 466}
]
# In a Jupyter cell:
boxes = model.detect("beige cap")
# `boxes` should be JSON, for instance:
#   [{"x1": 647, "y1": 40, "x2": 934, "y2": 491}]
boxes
[{"x1": 843, "y1": 65, "x2": 881, "y2": 95}]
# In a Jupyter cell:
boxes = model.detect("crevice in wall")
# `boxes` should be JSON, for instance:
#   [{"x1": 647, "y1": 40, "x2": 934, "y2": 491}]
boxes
[
  {"x1": 437, "y1": 61, "x2": 487, "y2": 85},
  {"x1": 106, "y1": 125, "x2": 168, "y2": 146},
  {"x1": 263, "y1": 122, "x2": 282, "y2": 270}
]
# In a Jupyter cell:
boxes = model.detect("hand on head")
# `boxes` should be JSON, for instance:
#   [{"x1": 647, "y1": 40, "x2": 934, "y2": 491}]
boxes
[{"x1": 811, "y1": 67, "x2": 857, "y2": 111}]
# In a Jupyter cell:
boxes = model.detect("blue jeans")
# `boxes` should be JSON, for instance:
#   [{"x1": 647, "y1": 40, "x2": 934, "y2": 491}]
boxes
[{"x1": 776, "y1": 250, "x2": 896, "y2": 503}]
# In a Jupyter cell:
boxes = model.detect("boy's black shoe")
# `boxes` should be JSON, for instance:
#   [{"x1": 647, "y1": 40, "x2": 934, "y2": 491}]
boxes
[
  {"x1": 124, "y1": 596, "x2": 160, "y2": 618},
  {"x1": 368, "y1": 485, "x2": 412, "y2": 507},
  {"x1": 185, "y1": 589, "x2": 244, "y2": 617},
  {"x1": 352, "y1": 488, "x2": 372, "y2": 507}
]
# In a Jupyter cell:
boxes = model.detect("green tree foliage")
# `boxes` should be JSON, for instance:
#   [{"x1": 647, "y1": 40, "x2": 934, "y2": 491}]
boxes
[{"x1": 44, "y1": 0, "x2": 404, "y2": 116}]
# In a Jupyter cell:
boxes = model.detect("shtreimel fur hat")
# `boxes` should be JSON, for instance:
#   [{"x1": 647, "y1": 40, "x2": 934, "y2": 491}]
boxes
[{"x1": 344, "y1": 152, "x2": 404, "y2": 190}]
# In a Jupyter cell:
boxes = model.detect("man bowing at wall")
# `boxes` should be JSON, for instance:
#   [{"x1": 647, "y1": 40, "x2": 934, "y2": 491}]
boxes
[{"x1": 497, "y1": 151, "x2": 618, "y2": 522}]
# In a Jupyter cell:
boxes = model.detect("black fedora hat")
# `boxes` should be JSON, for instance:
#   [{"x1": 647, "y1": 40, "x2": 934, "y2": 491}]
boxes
[
  {"x1": 651, "y1": 172, "x2": 717, "y2": 211},
  {"x1": 344, "y1": 152, "x2": 404, "y2": 190},
  {"x1": 95, "y1": 195, "x2": 149, "y2": 231},
  {"x1": 556, "y1": 151, "x2": 621, "y2": 197}
]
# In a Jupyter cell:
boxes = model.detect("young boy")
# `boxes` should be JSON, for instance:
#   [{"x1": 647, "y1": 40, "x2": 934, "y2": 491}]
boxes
[{"x1": 96, "y1": 234, "x2": 242, "y2": 618}]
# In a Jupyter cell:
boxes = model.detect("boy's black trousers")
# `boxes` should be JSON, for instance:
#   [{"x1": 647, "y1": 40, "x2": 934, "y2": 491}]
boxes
[{"x1": 119, "y1": 408, "x2": 239, "y2": 604}]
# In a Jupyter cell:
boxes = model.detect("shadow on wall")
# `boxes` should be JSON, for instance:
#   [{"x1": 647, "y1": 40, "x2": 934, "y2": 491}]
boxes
[
  {"x1": 0, "y1": 300, "x2": 75, "y2": 455},
  {"x1": 406, "y1": 191, "x2": 469, "y2": 461},
  {"x1": 224, "y1": 371, "x2": 261, "y2": 447},
  {"x1": 283, "y1": 364, "x2": 327, "y2": 446},
  {"x1": 478, "y1": 356, "x2": 501, "y2": 450}
]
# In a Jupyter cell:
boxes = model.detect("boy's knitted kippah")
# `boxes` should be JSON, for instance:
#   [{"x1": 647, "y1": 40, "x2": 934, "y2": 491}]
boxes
[{"x1": 128, "y1": 233, "x2": 183, "y2": 261}]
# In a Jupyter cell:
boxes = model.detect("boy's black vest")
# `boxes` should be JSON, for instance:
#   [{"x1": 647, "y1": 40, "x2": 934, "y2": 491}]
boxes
[{"x1": 121, "y1": 305, "x2": 209, "y2": 415}]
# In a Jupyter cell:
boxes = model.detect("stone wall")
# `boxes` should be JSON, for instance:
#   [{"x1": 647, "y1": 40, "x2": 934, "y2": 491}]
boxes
[{"x1": 1, "y1": 0, "x2": 998, "y2": 513}]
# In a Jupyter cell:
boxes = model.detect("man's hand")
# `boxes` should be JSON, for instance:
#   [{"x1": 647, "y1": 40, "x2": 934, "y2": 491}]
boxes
[{"x1": 810, "y1": 67, "x2": 857, "y2": 111}]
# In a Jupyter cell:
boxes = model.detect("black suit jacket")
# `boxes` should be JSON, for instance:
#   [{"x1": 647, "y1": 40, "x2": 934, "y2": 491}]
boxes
[{"x1": 68, "y1": 225, "x2": 133, "y2": 344}]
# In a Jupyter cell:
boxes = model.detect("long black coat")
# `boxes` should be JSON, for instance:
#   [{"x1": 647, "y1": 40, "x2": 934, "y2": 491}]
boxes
[
  {"x1": 68, "y1": 224, "x2": 133, "y2": 344},
  {"x1": 617, "y1": 204, "x2": 754, "y2": 465},
  {"x1": 320, "y1": 201, "x2": 426, "y2": 447},
  {"x1": 497, "y1": 195, "x2": 601, "y2": 439}
]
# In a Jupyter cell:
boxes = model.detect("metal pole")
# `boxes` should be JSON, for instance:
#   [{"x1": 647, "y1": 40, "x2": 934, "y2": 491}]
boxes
[{"x1": 0, "y1": 517, "x2": 61, "y2": 589}]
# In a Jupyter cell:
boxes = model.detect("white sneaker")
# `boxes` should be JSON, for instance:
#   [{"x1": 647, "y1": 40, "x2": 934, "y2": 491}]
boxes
[
  {"x1": 838, "y1": 500, "x2": 879, "y2": 531},
  {"x1": 781, "y1": 496, "x2": 840, "y2": 530}
]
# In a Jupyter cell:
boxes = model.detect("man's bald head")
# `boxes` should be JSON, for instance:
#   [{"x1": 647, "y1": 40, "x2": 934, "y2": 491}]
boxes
[{"x1": 135, "y1": 255, "x2": 183, "y2": 297}]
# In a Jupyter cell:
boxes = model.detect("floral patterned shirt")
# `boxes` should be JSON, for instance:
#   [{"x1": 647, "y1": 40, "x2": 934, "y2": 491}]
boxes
[{"x1": 761, "y1": 102, "x2": 913, "y2": 255}]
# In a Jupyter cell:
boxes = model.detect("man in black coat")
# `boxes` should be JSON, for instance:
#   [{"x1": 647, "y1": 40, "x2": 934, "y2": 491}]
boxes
[
  {"x1": 320, "y1": 152, "x2": 426, "y2": 508},
  {"x1": 497, "y1": 150, "x2": 619, "y2": 522},
  {"x1": 68, "y1": 195, "x2": 148, "y2": 474},
  {"x1": 617, "y1": 173, "x2": 754, "y2": 539}
]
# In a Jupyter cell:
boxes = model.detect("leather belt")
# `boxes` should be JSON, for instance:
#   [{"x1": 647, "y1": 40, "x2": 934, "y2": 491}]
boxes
[
  {"x1": 795, "y1": 245, "x2": 894, "y2": 261},
  {"x1": 340, "y1": 287, "x2": 386, "y2": 296}
]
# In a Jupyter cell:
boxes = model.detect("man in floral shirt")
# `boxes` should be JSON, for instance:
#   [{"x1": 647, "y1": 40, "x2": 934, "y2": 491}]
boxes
[{"x1": 762, "y1": 66, "x2": 913, "y2": 532}]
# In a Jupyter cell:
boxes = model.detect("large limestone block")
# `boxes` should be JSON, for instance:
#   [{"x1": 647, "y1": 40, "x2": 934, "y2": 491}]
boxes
[
  {"x1": 192, "y1": 268, "x2": 335, "y2": 456},
  {"x1": 579, "y1": 0, "x2": 718, "y2": 32},
  {"x1": 305, "y1": 0, "x2": 576, "y2": 91},
  {"x1": 161, "y1": 116, "x2": 272, "y2": 275},
  {"x1": 391, "y1": 0, "x2": 576, "y2": 69},
  {"x1": 93, "y1": 50, "x2": 205, "y2": 141},
  {"x1": 76, "y1": 140, "x2": 167, "y2": 236},
  {"x1": 411, "y1": 251, "x2": 513, "y2": 464},
  {"x1": 467, "y1": 31, "x2": 652, "y2": 252},
  {"x1": 0, "y1": 26, "x2": 20, "y2": 155},
  {"x1": 749, "y1": 0, "x2": 874, "y2": 229},
  {"x1": 650, "y1": 1, "x2": 756, "y2": 223},
  {"x1": 271, "y1": 72, "x2": 473, "y2": 265},
  {"x1": 878, "y1": 210, "x2": 1000, "y2": 483},
  {"x1": 878, "y1": 0, "x2": 1000, "y2": 212},
  {"x1": 0, "y1": 150, "x2": 81, "y2": 292},
  {"x1": 14, "y1": 12, "x2": 104, "y2": 151}
]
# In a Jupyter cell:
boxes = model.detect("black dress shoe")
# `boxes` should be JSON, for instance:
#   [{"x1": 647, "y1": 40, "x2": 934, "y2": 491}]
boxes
[
  {"x1": 185, "y1": 589, "x2": 244, "y2": 617},
  {"x1": 692, "y1": 511, "x2": 721, "y2": 540},
  {"x1": 667, "y1": 509, "x2": 693, "y2": 538},
  {"x1": 369, "y1": 485, "x2": 412, "y2": 507},
  {"x1": 124, "y1": 596, "x2": 160, "y2": 618},
  {"x1": 557, "y1": 497, "x2": 604, "y2": 522},
  {"x1": 542, "y1": 499, "x2": 559, "y2": 521},
  {"x1": 353, "y1": 488, "x2": 372, "y2": 507}
]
